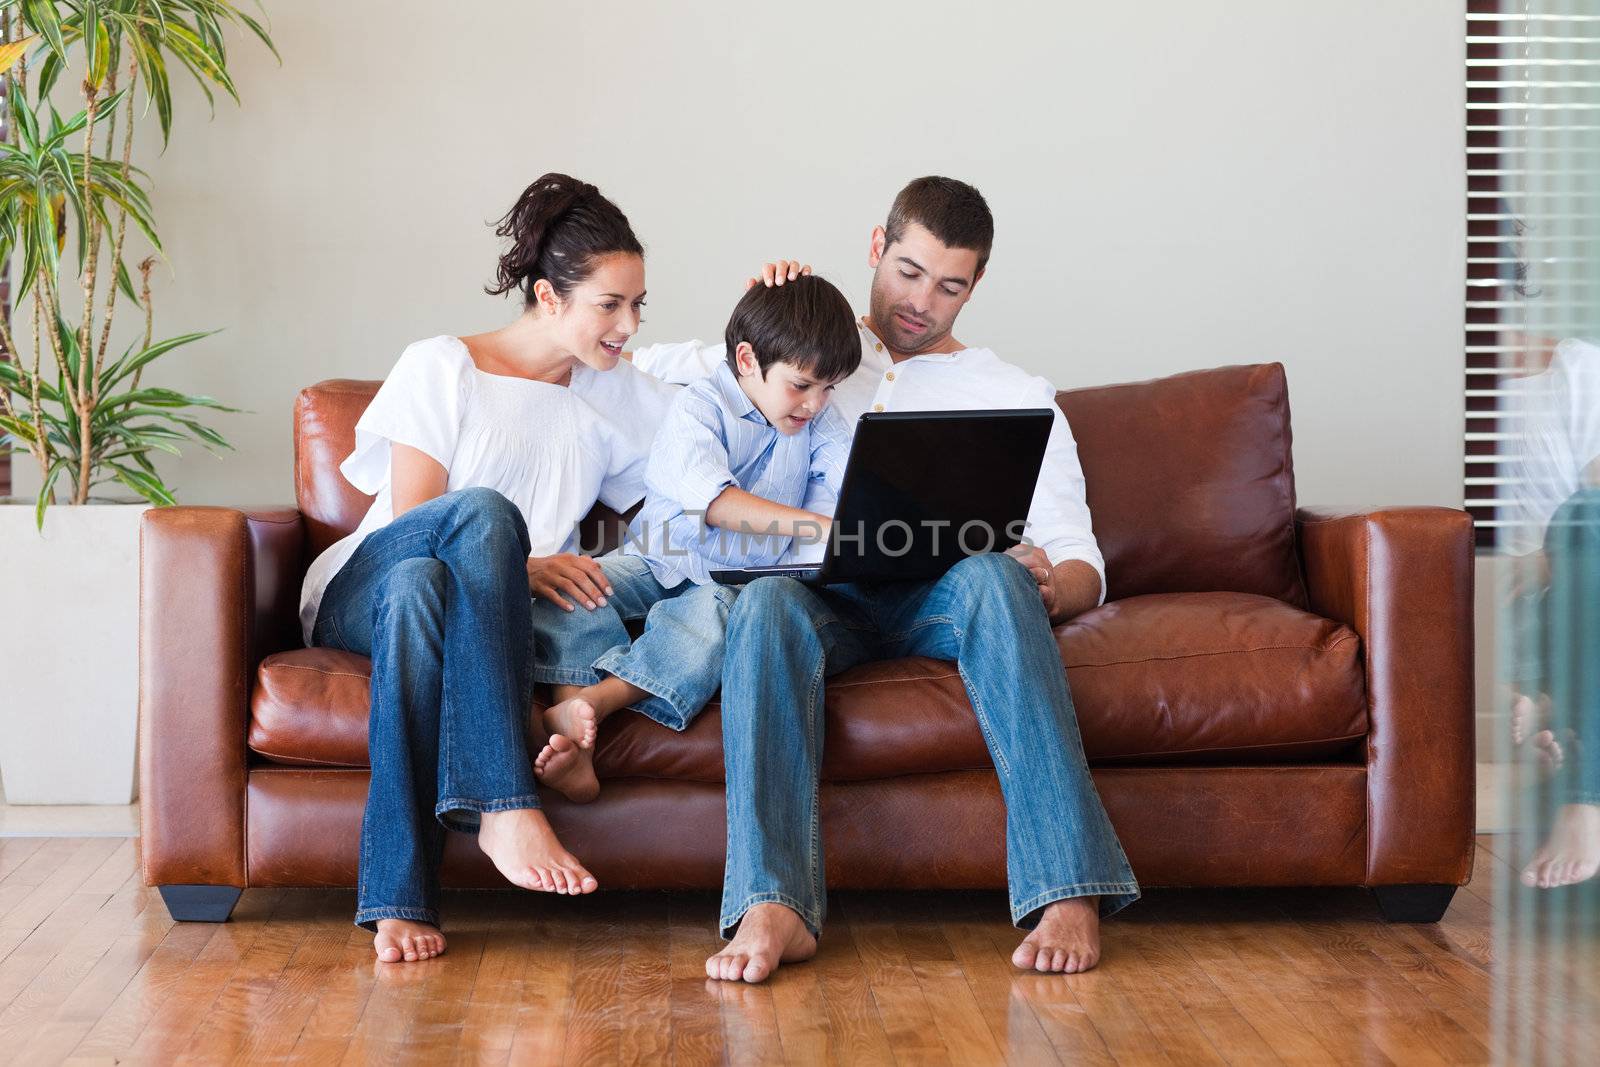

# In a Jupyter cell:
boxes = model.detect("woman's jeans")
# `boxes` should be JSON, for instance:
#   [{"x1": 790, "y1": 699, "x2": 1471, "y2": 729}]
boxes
[
  {"x1": 1540, "y1": 488, "x2": 1600, "y2": 807},
  {"x1": 717, "y1": 552, "x2": 1140, "y2": 939},
  {"x1": 313, "y1": 488, "x2": 544, "y2": 931},
  {"x1": 528, "y1": 554, "x2": 735, "y2": 731}
]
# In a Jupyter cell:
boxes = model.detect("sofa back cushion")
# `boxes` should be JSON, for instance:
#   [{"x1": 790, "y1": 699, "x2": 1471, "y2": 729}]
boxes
[
  {"x1": 294, "y1": 380, "x2": 377, "y2": 558},
  {"x1": 1056, "y1": 363, "x2": 1307, "y2": 606}
]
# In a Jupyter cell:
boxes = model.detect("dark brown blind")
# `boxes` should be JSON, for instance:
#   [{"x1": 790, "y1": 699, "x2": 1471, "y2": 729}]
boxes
[{"x1": 1466, "y1": 1, "x2": 1600, "y2": 548}]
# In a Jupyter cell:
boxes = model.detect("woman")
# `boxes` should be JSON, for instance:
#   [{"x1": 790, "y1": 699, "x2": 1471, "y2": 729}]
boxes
[{"x1": 299, "y1": 174, "x2": 677, "y2": 963}]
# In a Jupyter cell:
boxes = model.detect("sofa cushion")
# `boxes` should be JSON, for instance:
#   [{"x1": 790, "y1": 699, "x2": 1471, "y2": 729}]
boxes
[
  {"x1": 1057, "y1": 363, "x2": 1308, "y2": 607},
  {"x1": 250, "y1": 591, "x2": 1365, "y2": 778}
]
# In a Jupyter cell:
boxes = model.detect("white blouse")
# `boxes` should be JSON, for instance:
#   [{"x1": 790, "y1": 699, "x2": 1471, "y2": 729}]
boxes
[{"x1": 298, "y1": 335, "x2": 678, "y2": 643}]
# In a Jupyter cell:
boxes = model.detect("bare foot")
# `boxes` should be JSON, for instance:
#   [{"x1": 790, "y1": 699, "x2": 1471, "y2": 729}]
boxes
[
  {"x1": 534, "y1": 732, "x2": 600, "y2": 804},
  {"x1": 373, "y1": 918, "x2": 446, "y2": 963},
  {"x1": 1012, "y1": 897, "x2": 1101, "y2": 974},
  {"x1": 1522, "y1": 803, "x2": 1600, "y2": 888},
  {"x1": 705, "y1": 903, "x2": 817, "y2": 983},
  {"x1": 545, "y1": 696, "x2": 599, "y2": 750},
  {"x1": 477, "y1": 808, "x2": 599, "y2": 895},
  {"x1": 1512, "y1": 692, "x2": 1546, "y2": 746},
  {"x1": 1532, "y1": 729, "x2": 1566, "y2": 776}
]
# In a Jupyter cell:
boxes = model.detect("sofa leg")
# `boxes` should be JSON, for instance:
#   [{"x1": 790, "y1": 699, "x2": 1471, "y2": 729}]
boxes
[
  {"x1": 159, "y1": 884, "x2": 243, "y2": 922},
  {"x1": 1373, "y1": 884, "x2": 1457, "y2": 923}
]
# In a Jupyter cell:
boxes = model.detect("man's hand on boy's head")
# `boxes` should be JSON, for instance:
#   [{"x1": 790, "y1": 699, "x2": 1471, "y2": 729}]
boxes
[{"x1": 746, "y1": 260, "x2": 812, "y2": 290}]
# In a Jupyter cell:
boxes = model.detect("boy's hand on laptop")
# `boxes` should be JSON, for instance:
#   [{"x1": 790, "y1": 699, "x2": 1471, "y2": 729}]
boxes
[
  {"x1": 526, "y1": 553, "x2": 614, "y2": 612},
  {"x1": 746, "y1": 260, "x2": 812, "y2": 290},
  {"x1": 1005, "y1": 543, "x2": 1057, "y2": 615}
]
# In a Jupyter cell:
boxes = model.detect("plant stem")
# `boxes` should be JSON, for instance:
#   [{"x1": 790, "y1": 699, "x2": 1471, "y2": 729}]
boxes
[
  {"x1": 96, "y1": 59, "x2": 138, "y2": 371},
  {"x1": 74, "y1": 77, "x2": 103, "y2": 506},
  {"x1": 131, "y1": 256, "x2": 154, "y2": 391}
]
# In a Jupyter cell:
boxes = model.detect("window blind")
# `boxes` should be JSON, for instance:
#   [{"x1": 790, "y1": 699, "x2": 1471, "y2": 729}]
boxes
[{"x1": 1467, "y1": 0, "x2": 1600, "y2": 548}]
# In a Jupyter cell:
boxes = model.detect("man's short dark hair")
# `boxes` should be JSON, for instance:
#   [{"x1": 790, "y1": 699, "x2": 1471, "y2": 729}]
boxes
[
  {"x1": 883, "y1": 176, "x2": 994, "y2": 276},
  {"x1": 724, "y1": 274, "x2": 861, "y2": 382}
]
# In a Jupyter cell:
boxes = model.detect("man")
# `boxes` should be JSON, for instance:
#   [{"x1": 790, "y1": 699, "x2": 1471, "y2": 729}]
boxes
[{"x1": 631, "y1": 177, "x2": 1139, "y2": 982}]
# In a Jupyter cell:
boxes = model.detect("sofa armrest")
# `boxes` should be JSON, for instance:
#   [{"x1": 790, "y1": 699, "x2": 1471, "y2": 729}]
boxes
[
  {"x1": 1296, "y1": 505, "x2": 1475, "y2": 886},
  {"x1": 139, "y1": 505, "x2": 305, "y2": 888}
]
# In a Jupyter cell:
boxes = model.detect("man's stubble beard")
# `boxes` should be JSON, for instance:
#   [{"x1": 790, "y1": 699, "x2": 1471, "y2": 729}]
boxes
[{"x1": 867, "y1": 270, "x2": 954, "y2": 357}]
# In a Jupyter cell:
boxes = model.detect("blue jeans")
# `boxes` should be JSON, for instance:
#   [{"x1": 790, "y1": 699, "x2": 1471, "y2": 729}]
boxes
[
  {"x1": 1540, "y1": 488, "x2": 1600, "y2": 806},
  {"x1": 718, "y1": 552, "x2": 1140, "y2": 938},
  {"x1": 312, "y1": 488, "x2": 544, "y2": 931},
  {"x1": 528, "y1": 554, "x2": 735, "y2": 731}
]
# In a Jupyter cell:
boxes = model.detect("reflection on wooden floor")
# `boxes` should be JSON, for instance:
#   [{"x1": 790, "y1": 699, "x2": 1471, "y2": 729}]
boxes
[{"x1": 0, "y1": 834, "x2": 1594, "y2": 1064}]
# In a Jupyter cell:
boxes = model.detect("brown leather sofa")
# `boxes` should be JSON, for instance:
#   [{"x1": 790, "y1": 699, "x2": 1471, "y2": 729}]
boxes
[{"x1": 138, "y1": 362, "x2": 1476, "y2": 925}]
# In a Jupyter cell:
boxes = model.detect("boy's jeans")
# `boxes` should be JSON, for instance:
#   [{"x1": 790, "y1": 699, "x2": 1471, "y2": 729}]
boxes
[
  {"x1": 529, "y1": 554, "x2": 735, "y2": 731},
  {"x1": 718, "y1": 552, "x2": 1140, "y2": 939},
  {"x1": 312, "y1": 488, "x2": 545, "y2": 931}
]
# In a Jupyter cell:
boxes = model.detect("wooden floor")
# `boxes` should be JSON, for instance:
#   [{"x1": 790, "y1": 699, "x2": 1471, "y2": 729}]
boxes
[{"x1": 0, "y1": 835, "x2": 1594, "y2": 1065}]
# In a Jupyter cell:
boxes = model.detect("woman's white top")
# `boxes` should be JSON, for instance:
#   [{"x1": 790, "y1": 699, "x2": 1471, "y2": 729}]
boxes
[
  {"x1": 298, "y1": 335, "x2": 678, "y2": 644},
  {"x1": 1505, "y1": 337, "x2": 1600, "y2": 555}
]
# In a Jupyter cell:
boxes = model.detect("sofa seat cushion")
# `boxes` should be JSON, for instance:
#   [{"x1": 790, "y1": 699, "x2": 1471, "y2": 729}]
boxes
[{"x1": 249, "y1": 591, "x2": 1366, "y2": 777}]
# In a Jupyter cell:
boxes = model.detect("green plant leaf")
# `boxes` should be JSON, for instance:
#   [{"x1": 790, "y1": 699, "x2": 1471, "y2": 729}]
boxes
[{"x1": 34, "y1": 460, "x2": 63, "y2": 530}]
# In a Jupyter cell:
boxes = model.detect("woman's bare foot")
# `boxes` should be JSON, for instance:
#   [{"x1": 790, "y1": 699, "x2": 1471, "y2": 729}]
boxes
[
  {"x1": 1532, "y1": 729, "x2": 1566, "y2": 776},
  {"x1": 477, "y1": 808, "x2": 598, "y2": 895},
  {"x1": 1512, "y1": 692, "x2": 1548, "y2": 746},
  {"x1": 544, "y1": 696, "x2": 599, "y2": 750},
  {"x1": 1522, "y1": 803, "x2": 1600, "y2": 888},
  {"x1": 1012, "y1": 897, "x2": 1101, "y2": 974},
  {"x1": 374, "y1": 918, "x2": 445, "y2": 963},
  {"x1": 705, "y1": 903, "x2": 817, "y2": 983},
  {"x1": 534, "y1": 732, "x2": 600, "y2": 804}
]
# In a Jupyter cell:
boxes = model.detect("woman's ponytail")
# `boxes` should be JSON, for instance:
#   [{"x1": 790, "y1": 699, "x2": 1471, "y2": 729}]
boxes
[{"x1": 485, "y1": 173, "x2": 642, "y2": 305}]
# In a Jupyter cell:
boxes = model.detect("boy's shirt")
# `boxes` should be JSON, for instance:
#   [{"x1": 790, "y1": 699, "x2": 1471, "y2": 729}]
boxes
[
  {"x1": 623, "y1": 360, "x2": 850, "y2": 588},
  {"x1": 634, "y1": 320, "x2": 1108, "y2": 604}
]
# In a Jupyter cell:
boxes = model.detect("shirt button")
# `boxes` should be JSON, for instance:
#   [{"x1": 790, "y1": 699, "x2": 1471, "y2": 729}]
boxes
[
  {"x1": 885, "y1": 371, "x2": 896, "y2": 382},
  {"x1": 873, "y1": 403, "x2": 885, "y2": 412},
  {"x1": 874, "y1": 342, "x2": 883, "y2": 353}
]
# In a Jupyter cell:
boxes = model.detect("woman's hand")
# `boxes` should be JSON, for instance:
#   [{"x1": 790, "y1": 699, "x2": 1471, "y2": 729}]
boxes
[
  {"x1": 746, "y1": 260, "x2": 812, "y2": 289},
  {"x1": 526, "y1": 554, "x2": 614, "y2": 612}
]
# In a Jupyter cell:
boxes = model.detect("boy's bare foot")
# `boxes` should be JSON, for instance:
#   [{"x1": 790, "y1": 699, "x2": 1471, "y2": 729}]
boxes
[
  {"x1": 545, "y1": 696, "x2": 599, "y2": 750},
  {"x1": 1522, "y1": 803, "x2": 1600, "y2": 888},
  {"x1": 477, "y1": 808, "x2": 598, "y2": 895},
  {"x1": 705, "y1": 903, "x2": 817, "y2": 983},
  {"x1": 534, "y1": 732, "x2": 600, "y2": 804},
  {"x1": 1012, "y1": 897, "x2": 1101, "y2": 973},
  {"x1": 374, "y1": 918, "x2": 445, "y2": 963}
]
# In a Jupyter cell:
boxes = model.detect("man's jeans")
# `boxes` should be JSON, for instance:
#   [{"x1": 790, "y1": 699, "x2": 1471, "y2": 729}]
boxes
[
  {"x1": 718, "y1": 552, "x2": 1140, "y2": 938},
  {"x1": 528, "y1": 554, "x2": 735, "y2": 731},
  {"x1": 313, "y1": 488, "x2": 544, "y2": 931}
]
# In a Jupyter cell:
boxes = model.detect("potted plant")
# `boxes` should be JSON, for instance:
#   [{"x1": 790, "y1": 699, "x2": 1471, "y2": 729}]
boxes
[{"x1": 0, "y1": 2, "x2": 274, "y2": 804}]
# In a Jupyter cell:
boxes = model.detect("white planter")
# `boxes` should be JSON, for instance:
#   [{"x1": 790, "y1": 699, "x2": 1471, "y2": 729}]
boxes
[{"x1": 0, "y1": 501, "x2": 150, "y2": 804}]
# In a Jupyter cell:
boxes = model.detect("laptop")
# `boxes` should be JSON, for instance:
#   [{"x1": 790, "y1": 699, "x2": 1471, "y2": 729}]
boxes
[{"x1": 709, "y1": 408, "x2": 1054, "y2": 585}]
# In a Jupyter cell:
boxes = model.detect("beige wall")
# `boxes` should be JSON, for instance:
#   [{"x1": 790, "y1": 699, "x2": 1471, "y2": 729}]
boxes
[{"x1": 22, "y1": 0, "x2": 1465, "y2": 510}]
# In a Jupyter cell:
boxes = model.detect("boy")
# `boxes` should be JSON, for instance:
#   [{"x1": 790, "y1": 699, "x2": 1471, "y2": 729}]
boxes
[{"x1": 529, "y1": 274, "x2": 862, "y2": 804}]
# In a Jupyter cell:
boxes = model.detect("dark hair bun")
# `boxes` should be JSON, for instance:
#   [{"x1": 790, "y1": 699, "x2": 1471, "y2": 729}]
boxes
[{"x1": 486, "y1": 173, "x2": 643, "y2": 304}]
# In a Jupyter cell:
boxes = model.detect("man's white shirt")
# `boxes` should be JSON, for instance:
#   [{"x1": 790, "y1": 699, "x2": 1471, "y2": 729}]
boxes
[{"x1": 632, "y1": 319, "x2": 1106, "y2": 603}]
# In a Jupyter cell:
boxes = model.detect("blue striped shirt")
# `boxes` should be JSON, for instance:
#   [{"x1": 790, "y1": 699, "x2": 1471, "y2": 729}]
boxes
[{"x1": 622, "y1": 361, "x2": 850, "y2": 587}]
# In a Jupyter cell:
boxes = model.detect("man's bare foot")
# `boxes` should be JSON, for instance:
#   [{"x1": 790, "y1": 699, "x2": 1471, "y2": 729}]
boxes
[
  {"x1": 705, "y1": 903, "x2": 817, "y2": 983},
  {"x1": 1012, "y1": 897, "x2": 1101, "y2": 974},
  {"x1": 477, "y1": 808, "x2": 598, "y2": 895},
  {"x1": 544, "y1": 696, "x2": 599, "y2": 750},
  {"x1": 374, "y1": 918, "x2": 445, "y2": 963},
  {"x1": 1522, "y1": 803, "x2": 1600, "y2": 888},
  {"x1": 533, "y1": 732, "x2": 600, "y2": 804}
]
